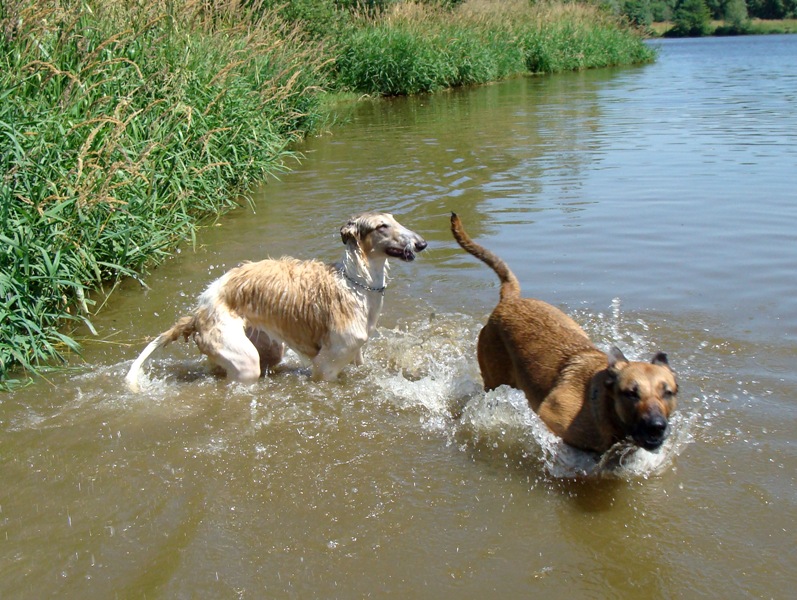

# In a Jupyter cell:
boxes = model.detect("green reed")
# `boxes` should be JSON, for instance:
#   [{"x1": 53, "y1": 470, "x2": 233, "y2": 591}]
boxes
[
  {"x1": 0, "y1": 0, "x2": 326, "y2": 387},
  {"x1": 333, "y1": 1, "x2": 655, "y2": 96}
]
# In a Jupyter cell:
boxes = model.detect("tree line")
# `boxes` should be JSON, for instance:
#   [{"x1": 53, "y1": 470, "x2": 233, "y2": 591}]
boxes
[{"x1": 611, "y1": 0, "x2": 796, "y2": 30}]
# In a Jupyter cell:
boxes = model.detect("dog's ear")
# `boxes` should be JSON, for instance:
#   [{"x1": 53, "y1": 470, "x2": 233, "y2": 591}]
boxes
[
  {"x1": 604, "y1": 347, "x2": 628, "y2": 388},
  {"x1": 607, "y1": 346, "x2": 628, "y2": 369},
  {"x1": 340, "y1": 218, "x2": 360, "y2": 245},
  {"x1": 651, "y1": 352, "x2": 670, "y2": 368}
]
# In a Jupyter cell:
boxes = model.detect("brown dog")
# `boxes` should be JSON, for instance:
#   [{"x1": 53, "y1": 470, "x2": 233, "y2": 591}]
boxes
[{"x1": 450, "y1": 213, "x2": 678, "y2": 454}]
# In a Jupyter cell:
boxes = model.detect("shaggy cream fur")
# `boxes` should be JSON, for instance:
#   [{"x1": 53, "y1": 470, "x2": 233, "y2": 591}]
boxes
[{"x1": 125, "y1": 212, "x2": 427, "y2": 391}]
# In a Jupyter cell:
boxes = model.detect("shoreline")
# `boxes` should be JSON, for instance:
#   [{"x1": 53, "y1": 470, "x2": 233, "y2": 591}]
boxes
[{"x1": 648, "y1": 18, "x2": 797, "y2": 37}]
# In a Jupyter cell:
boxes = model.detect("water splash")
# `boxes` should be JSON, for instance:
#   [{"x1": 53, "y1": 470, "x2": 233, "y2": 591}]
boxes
[
  {"x1": 363, "y1": 310, "x2": 696, "y2": 480},
  {"x1": 96, "y1": 305, "x2": 702, "y2": 479}
]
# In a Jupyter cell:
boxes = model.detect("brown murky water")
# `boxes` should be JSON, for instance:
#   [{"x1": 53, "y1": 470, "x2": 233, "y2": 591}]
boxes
[{"x1": 2, "y1": 36, "x2": 796, "y2": 598}]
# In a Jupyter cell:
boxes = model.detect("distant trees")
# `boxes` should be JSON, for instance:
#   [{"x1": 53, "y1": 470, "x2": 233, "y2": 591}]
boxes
[
  {"x1": 611, "y1": 0, "x2": 797, "y2": 24},
  {"x1": 621, "y1": 0, "x2": 655, "y2": 26},
  {"x1": 746, "y1": 0, "x2": 797, "y2": 18},
  {"x1": 669, "y1": 0, "x2": 713, "y2": 35},
  {"x1": 722, "y1": 0, "x2": 751, "y2": 29}
]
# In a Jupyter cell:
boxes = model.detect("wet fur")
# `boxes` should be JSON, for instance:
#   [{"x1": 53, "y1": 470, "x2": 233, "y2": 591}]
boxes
[
  {"x1": 125, "y1": 212, "x2": 427, "y2": 391},
  {"x1": 450, "y1": 213, "x2": 678, "y2": 454}
]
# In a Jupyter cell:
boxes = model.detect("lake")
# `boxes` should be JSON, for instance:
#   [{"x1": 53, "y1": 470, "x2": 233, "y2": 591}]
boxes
[{"x1": 2, "y1": 35, "x2": 796, "y2": 598}]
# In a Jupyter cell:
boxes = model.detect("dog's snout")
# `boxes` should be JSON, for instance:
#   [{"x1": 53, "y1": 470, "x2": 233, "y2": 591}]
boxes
[
  {"x1": 648, "y1": 415, "x2": 668, "y2": 434},
  {"x1": 634, "y1": 412, "x2": 669, "y2": 451},
  {"x1": 415, "y1": 239, "x2": 428, "y2": 252}
]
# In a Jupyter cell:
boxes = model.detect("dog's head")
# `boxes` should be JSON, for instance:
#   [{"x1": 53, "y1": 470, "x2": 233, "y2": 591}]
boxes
[
  {"x1": 605, "y1": 347, "x2": 678, "y2": 451},
  {"x1": 340, "y1": 212, "x2": 427, "y2": 262}
]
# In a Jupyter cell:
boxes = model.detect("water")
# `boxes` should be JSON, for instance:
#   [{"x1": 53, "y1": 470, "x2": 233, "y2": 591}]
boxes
[{"x1": 2, "y1": 35, "x2": 797, "y2": 598}]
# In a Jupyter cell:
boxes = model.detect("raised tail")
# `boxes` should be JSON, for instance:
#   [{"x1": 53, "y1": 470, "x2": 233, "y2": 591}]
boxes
[
  {"x1": 125, "y1": 315, "x2": 196, "y2": 392},
  {"x1": 450, "y1": 212, "x2": 521, "y2": 300}
]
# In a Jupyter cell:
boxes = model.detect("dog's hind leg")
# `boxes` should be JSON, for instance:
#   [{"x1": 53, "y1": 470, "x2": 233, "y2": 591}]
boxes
[
  {"x1": 477, "y1": 318, "x2": 516, "y2": 391},
  {"x1": 246, "y1": 327, "x2": 285, "y2": 376},
  {"x1": 202, "y1": 316, "x2": 262, "y2": 383}
]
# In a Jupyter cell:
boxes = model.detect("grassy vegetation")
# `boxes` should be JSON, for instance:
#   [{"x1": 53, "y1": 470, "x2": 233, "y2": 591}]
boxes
[
  {"x1": 335, "y1": 1, "x2": 655, "y2": 95},
  {"x1": 1, "y1": 0, "x2": 654, "y2": 388},
  {"x1": 744, "y1": 18, "x2": 797, "y2": 34}
]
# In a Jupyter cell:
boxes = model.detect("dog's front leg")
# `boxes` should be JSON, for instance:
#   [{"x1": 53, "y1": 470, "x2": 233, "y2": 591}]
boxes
[
  {"x1": 311, "y1": 329, "x2": 367, "y2": 381},
  {"x1": 311, "y1": 348, "x2": 357, "y2": 381},
  {"x1": 354, "y1": 348, "x2": 365, "y2": 366}
]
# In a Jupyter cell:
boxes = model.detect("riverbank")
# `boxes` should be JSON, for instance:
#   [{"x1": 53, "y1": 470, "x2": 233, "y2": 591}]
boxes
[{"x1": 0, "y1": 0, "x2": 654, "y2": 388}]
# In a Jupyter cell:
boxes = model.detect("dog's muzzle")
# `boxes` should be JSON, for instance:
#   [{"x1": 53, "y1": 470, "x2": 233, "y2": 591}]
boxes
[
  {"x1": 389, "y1": 238, "x2": 427, "y2": 262},
  {"x1": 632, "y1": 414, "x2": 670, "y2": 451}
]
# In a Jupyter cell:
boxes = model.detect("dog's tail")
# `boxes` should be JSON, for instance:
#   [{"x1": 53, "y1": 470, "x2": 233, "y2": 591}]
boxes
[
  {"x1": 125, "y1": 315, "x2": 196, "y2": 392},
  {"x1": 450, "y1": 212, "x2": 521, "y2": 300}
]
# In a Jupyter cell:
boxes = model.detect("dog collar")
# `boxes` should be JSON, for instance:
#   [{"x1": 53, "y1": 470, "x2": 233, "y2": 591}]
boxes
[{"x1": 341, "y1": 269, "x2": 386, "y2": 296}]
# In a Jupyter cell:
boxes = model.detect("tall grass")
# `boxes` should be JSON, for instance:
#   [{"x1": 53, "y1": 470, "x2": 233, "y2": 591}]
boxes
[
  {"x1": 0, "y1": 0, "x2": 327, "y2": 387},
  {"x1": 334, "y1": 0, "x2": 655, "y2": 96}
]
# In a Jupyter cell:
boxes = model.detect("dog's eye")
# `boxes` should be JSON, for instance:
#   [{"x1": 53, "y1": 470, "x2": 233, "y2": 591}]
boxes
[
  {"x1": 622, "y1": 387, "x2": 639, "y2": 400},
  {"x1": 662, "y1": 387, "x2": 676, "y2": 399},
  {"x1": 377, "y1": 223, "x2": 390, "y2": 231}
]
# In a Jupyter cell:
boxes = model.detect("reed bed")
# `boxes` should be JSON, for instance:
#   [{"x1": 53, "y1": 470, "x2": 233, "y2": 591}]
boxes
[
  {"x1": 1, "y1": 0, "x2": 654, "y2": 388},
  {"x1": 334, "y1": 0, "x2": 655, "y2": 95}
]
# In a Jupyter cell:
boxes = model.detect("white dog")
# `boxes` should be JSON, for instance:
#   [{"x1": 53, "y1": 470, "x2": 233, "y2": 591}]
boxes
[{"x1": 125, "y1": 212, "x2": 427, "y2": 391}]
